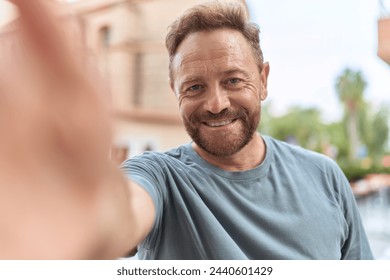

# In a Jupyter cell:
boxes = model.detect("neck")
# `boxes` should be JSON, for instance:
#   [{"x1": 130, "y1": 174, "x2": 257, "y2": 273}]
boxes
[{"x1": 192, "y1": 133, "x2": 266, "y2": 172}]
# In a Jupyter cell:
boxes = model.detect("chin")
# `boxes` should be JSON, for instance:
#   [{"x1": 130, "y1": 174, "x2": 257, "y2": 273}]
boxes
[
  {"x1": 184, "y1": 111, "x2": 260, "y2": 157},
  {"x1": 193, "y1": 129, "x2": 254, "y2": 157}
]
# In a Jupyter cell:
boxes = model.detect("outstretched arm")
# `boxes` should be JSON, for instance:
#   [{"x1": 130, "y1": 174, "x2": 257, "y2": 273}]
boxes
[{"x1": 0, "y1": 0, "x2": 154, "y2": 259}]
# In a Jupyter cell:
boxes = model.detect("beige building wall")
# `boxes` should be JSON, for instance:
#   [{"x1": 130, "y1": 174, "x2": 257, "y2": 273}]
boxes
[
  {"x1": 378, "y1": 1, "x2": 390, "y2": 65},
  {"x1": 378, "y1": 17, "x2": 390, "y2": 65}
]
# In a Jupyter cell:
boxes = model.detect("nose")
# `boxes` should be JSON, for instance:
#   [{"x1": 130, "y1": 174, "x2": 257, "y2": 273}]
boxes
[{"x1": 203, "y1": 85, "x2": 231, "y2": 114}]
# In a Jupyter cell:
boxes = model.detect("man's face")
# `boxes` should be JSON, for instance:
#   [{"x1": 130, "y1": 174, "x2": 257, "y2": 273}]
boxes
[{"x1": 170, "y1": 29, "x2": 269, "y2": 157}]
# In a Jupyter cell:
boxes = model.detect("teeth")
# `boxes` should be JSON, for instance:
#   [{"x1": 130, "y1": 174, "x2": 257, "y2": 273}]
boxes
[{"x1": 205, "y1": 119, "x2": 233, "y2": 127}]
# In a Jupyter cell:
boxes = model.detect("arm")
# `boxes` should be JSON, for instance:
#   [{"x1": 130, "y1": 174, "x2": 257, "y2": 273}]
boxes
[
  {"x1": 331, "y1": 165, "x2": 374, "y2": 259},
  {"x1": 87, "y1": 176, "x2": 156, "y2": 259},
  {"x1": 0, "y1": 0, "x2": 153, "y2": 259}
]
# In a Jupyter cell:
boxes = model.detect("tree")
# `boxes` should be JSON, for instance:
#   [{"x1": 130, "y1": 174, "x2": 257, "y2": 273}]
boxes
[
  {"x1": 359, "y1": 104, "x2": 390, "y2": 161},
  {"x1": 335, "y1": 68, "x2": 367, "y2": 160}
]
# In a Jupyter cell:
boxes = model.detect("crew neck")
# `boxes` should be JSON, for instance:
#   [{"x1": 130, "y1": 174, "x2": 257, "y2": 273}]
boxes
[{"x1": 184, "y1": 134, "x2": 273, "y2": 181}]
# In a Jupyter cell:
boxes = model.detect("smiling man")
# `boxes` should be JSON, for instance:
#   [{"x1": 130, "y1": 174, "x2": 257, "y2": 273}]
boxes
[
  {"x1": 173, "y1": 28, "x2": 268, "y2": 167},
  {"x1": 120, "y1": 1, "x2": 373, "y2": 259}
]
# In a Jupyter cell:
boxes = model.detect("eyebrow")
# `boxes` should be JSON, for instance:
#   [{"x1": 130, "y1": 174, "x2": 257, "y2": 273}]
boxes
[
  {"x1": 181, "y1": 76, "x2": 203, "y2": 83},
  {"x1": 181, "y1": 68, "x2": 248, "y2": 82},
  {"x1": 221, "y1": 68, "x2": 251, "y2": 78}
]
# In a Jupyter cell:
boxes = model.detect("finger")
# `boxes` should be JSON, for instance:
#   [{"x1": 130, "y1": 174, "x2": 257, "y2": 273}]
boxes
[{"x1": 12, "y1": 0, "x2": 85, "y2": 84}]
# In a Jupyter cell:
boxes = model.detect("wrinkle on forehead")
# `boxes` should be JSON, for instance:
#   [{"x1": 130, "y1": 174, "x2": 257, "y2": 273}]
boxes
[
  {"x1": 174, "y1": 29, "x2": 246, "y2": 64},
  {"x1": 173, "y1": 49, "x2": 248, "y2": 80},
  {"x1": 178, "y1": 35, "x2": 245, "y2": 62},
  {"x1": 171, "y1": 29, "x2": 259, "y2": 91}
]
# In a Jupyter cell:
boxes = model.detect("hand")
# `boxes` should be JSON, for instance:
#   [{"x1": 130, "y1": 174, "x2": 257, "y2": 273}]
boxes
[{"x1": 0, "y1": 0, "x2": 128, "y2": 259}]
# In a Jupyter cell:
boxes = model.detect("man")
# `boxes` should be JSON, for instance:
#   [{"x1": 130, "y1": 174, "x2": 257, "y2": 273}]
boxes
[
  {"x1": 0, "y1": 1, "x2": 372, "y2": 259},
  {"x1": 120, "y1": 1, "x2": 373, "y2": 259}
]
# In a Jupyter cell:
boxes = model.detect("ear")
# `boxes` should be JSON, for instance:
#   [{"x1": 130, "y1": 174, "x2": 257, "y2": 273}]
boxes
[{"x1": 259, "y1": 62, "x2": 270, "y2": 101}]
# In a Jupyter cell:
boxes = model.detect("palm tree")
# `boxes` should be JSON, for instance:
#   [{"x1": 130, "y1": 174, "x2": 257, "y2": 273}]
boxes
[{"x1": 335, "y1": 68, "x2": 367, "y2": 160}]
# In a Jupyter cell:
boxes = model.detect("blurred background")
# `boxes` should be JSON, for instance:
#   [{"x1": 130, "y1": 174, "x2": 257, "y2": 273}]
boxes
[{"x1": 0, "y1": 0, "x2": 389, "y2": 259}]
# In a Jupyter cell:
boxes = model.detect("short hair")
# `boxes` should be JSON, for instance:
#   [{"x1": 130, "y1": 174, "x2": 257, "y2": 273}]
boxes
[{"x1": 165, "y1": 1, "x2": 264, "y2": 80}]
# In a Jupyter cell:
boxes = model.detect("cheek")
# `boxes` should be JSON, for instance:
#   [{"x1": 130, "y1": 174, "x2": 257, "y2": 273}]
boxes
[
  {"x1": 235, "y1": 85, "x2": 261, "y2": 107},
  {"x1": 179, "y1": 98, "x2": 198, "y2": 120}
]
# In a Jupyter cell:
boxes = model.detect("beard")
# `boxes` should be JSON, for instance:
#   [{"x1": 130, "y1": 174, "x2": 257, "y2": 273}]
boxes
[{"x1": 183, "y1": 106, "x2": 261, "y2": 157}]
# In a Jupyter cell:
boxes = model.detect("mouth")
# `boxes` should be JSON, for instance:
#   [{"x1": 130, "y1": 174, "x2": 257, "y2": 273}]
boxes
[{"x1": 203, "y1": 119, "x2": 237, "y2": 127}]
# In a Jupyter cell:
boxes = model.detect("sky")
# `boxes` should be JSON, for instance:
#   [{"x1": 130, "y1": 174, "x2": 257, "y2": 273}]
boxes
[{"x1": 246, "y1": 0, "x2": 390, "y2": 123}]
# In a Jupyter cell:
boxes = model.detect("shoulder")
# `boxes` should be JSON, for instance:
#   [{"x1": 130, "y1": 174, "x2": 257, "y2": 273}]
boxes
[
  {"x1": 264, "y1": 135, "x2": 340, "y2": 172},
  {"x1": 264, "y1": 135, "x2": 354, "y2": 207},
  {"x1": 121, "y1": 144, "x2": 192, "y2": 174},
  {"x1": 263, "y1": 136, "x2": 337, "y2": 165}
]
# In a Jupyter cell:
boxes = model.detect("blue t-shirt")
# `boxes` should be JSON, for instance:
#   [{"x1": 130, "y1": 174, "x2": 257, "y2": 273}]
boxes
[{"x1": 121, "y1": 135, "x2": 373, "y2": 259}]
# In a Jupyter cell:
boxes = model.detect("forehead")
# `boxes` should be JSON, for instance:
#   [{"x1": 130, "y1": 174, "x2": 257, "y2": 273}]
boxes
[{"x1": 171, "y1": 29, "x2": 256, "y2": 77}]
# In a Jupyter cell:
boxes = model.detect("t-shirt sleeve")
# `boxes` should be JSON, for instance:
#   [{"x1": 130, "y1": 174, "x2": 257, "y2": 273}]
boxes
[
  {"x1": 120, "y1": 153, "x2": 167, "y2": 250},
  {"x1": 328, "y1": 162, "x2": 374, "y2": 259}
]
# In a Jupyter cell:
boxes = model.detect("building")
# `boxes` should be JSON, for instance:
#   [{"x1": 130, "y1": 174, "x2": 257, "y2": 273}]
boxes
[
  {"x1": 0, "y1": 0, "x2": 247, "y2": 163},
  {"x1": 378, "y1": 1, "x2": 390, "y2": 65}
]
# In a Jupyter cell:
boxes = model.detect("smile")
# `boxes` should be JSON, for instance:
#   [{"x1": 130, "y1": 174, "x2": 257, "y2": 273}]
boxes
[{"x1": 203, "y1": 119, "x2": 236, "y2": 127}]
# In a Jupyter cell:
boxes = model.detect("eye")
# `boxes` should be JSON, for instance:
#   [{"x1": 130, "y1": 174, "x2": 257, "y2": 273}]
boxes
[
  {"x1": 186, "y1": 84, "x2": 203, "y2": 93},
  {"x1": 226, "y1": 78, "x2": 242, "y2": 85}
]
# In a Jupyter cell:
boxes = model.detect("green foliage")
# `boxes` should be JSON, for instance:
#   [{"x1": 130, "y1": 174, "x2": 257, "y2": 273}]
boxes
[
  {"x1": 335, "y1": 68, "x2": 367, "y2": 160},
  {"x1": 323, "y1": 121, "x2": 349, "y2": 160},
  {"x1": 259, "y1": 68, "x2": 389, "y2": 177},
  {"x1": 359, "y1": 104, "x2": 390, "y2": 160},
  {"x1": 259, "y1": 105, "x2": 325, "y2": 152},
  {"x1": 339, "y1": 161, "x2": 390, "y2": 182},
  {"x1": 335, "y1": 68, "x2": 366, "y2": 111}
]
